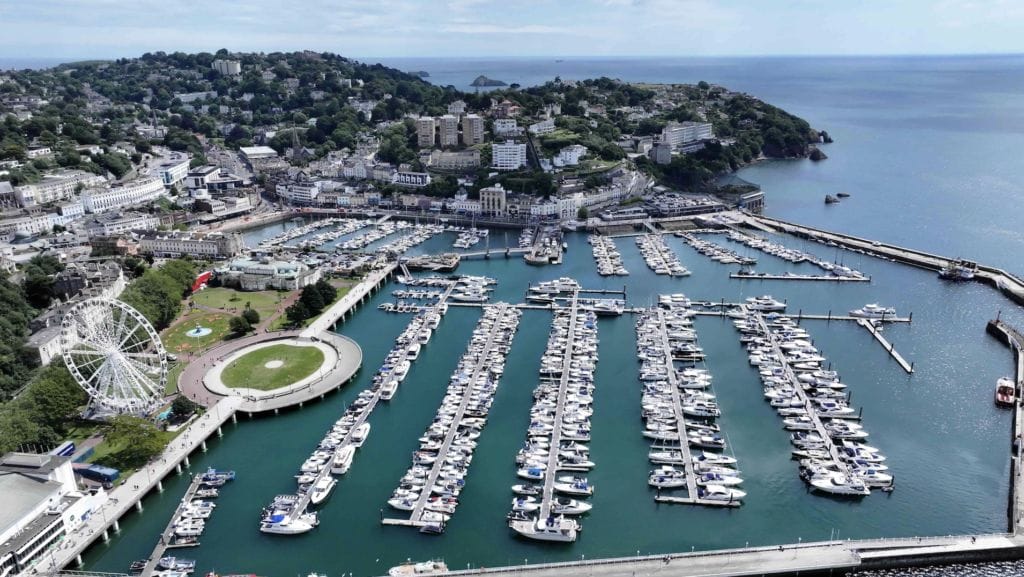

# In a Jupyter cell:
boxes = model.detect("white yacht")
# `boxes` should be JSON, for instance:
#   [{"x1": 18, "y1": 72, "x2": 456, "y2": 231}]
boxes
[
  {"x1": 309, "y1": 476, "x2": 337, "y2": 505},
  {"x1": 745, "y1": 295, "x2": 787, "y2": 311},
  {"x1": 697, "y1": 484, "x2": 746, "y2": 502},
  {"x1": 509, "y1": 515, "x2": 579, "y2": 542},
  {"x1": 849, "y1": 303, "x2": 897, "y2": 319},
  {"x1": 388, "y1": 560, "x2": 449, "y2": 577},
  {"x1": 809, "y1": 473, "x2": 871, "y2": 496},
  {"x1": 350, "y1": 423, "x2": 371, "y2": 448},
  {"x1": 331, "y1": 445, "x2": 355, "y2": 475},
  {"x1": 259, "y1": 512, "x2": 319, "y2": 534}
]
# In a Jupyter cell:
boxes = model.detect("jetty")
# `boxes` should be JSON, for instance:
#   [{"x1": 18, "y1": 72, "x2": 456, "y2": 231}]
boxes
[
  {"x1": 648, "y1": 307, "x2": 739, "y2": 507},
  {"x1": 138, "y1": 470, "x2": 225, "y2": 577},
  {"x1": 460, "y1": 247, "x2": 530, "y2": 260},
  {"x1": 730, "y1": 272, "x2": 870, "y2": 282},
  {"x1": 857, "y1": 319, "x2": 914, "y2": 373},
  {"x1": 303, "y1": 263, "x2": 398, "y2": 336}
]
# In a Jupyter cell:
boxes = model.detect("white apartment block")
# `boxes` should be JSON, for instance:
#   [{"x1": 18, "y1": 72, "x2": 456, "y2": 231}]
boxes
[
  {"x1": 661, "y1": 121, "x2": 714, "y2": 149},
  {"x1": 479, "y1": 184, "x2": 508, "y2": 215},
  {"x1": 139, "y1": 231, "x2": 243, "y2": 259},
  {"x1": 52, "y1": 200, "x2": 85, "y2": 226},
  {"x1": 154, "y1": 154, "x2": 190, "y2": 187},
  {"x1": 277, "y1": 181, "x2": 322, "y2": 204},
  {"x1": 174, "y1": 90, "x2": 217, "y2": 103},
  {"x1": 447, "y1": 100, "x2": 467, "y2": 115},
  {"x1": 528, "y1": 118, "x2": 556, "y2": 135},
  {"x1": 83, "y1": 211, "x2": 160, "y2": 237},
  {"x1": 493, "y1": 118, "x2": 519, "y2": 136},
  {"x1": 81, "y1": 177, "x2": 165, "y2": 213},
  {"x1": 554, "y1": 144, "x2": 587, "y2": 167},
  {"x1": 491, "y1": 141, "x2": 527, "y2": 171},
  {"x1": 438, "y1": 115, "x2": 459, "y2": 147},
  {"x1": 416, "y1": 117, "x2": 436, "y2": 148},
  {"x1": 461, "y1": 114, "x2": 485, "y2": 145},
  {"x1": 211, "y1": 59, "x2": 242, "y2": 76},
  {"x1": 429, "y1": 150, "x2": 481, "y2": 170},
  {"x1": 0, "y1": 214, "x2": 56, "y2": 236},
  {"x1": 392, "y1": 172, "x2": 431, "y2": 188},
  {"x1": 14, "y1": 171, "x2": 106, "y2": 207}
]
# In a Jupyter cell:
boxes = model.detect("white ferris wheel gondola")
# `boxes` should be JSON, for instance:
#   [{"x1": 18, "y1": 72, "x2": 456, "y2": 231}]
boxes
[{"x1": 60, "y1": 297, "x2": 168, "y2": 414}]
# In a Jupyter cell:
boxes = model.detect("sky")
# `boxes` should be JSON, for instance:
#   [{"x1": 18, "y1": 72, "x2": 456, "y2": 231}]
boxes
[{"x1": 0, "y1": 0, "x2": 1022, "y2": 61}]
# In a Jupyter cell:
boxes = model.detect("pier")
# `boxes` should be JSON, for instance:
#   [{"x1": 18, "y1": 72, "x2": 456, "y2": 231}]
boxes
[
  {"x1": 303, "y1": 263, "x2": 398, "y2": 337},
  {"x1": 382, "y1": 304, "x2": 519, "y2": 529},
  {"x1": 138, "y1": 475, "x2": 205, "y2": 577},
  {"x1": 730, "y1": 272, "x2": 870, "y2": 282},
  {"x1": 744, "y1": 213, "x2": 1024, "y2": 306},
  {"x1": 749, "y1": 310, "x2": 852, "y2": 480},
  {"x1": 459, "y1": 247, "x2": 530, "y2": 260},
  {"x1": 538, "y1": 293, "x2": 580, "y2": 521},
  {"x1": 648, "y1": 308, "x2": 738, "y2": 507},
  {"x1": 857, "y1": 319, "x2": 915, "y2": 373}
]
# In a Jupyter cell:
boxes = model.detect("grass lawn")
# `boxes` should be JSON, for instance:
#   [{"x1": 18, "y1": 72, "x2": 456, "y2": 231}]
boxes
[
  {"x1": 220, "y1": 344, "x2": 324, "y2": 391},
  {"x1": 165, "y1": 362, "x2": 184, "y2": 395},
  {"x1": 190, "y1": 287, "x2": 284, "y2": 318},
  {"x1": 162, "y1": 311, "x2": 232, "y2": 354}
]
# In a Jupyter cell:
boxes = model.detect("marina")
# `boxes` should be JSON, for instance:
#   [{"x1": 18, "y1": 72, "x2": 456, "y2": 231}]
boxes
[
  {"x1": 383, "y1": 303, "x2": 522, "y2": 532},
  {"x1": 588, "y1": 235, "x2": 628, "y2": 276},
  {"x1": 857, "y1": 318, "x2": 915, "y2": 374},
  {"x1": 725, "y1": 230, "x2": 868, "y2": 279},
  {"x1": 730, "y1": 271, "x2": 871, "y2": 282},
  {"x1": 635, "y1": 234, "x2": 690, "y2": 276}
]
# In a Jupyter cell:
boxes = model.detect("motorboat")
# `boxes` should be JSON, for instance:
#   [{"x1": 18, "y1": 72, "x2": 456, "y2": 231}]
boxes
[
  {"x1": 350, "y1": 423, "x2": 371, "y2": 447},
  {"x1": 996, "y1": 377, "x2": 1016, "y2": 407},
  {"x1": 697, "y1": 484, "x2": 746, "y2": 503},
  {"x1": 309, "y1": 476, "x2": 337, "y2": 505},
  {"x1": 648, "y1": 466, "x2": 686, "y2": 488},
  {"x1": 808, "y1": 473, "x2": 871, "y2": 496},
  {"x1": 849, "y1": 303, "x2": 896, "y2": 319},
  {"x1": 509, "y1": 515, "x2": 579, "y2": 542},
  {"x1": 388, "y1": 560, "x2": 449, "y2": 577},
  {"x1": 259, "y1": 512, "x2": 319, "y2": 534},
  {"x1": 331, "y1": 445, "x2": 356, "y2": 475},
  {"x1": 745, "y1": 296, "x2": 786, "y2": 311},
  {"x1": 157, "y1": 557, "x2": 195, "y2": 572},
  {"x1": 551, "y1": 497, "x2": 592, "y2": 515}
]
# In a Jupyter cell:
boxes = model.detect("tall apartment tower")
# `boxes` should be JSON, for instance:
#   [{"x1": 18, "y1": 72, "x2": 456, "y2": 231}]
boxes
[
  {"x1": 461, "y1": 114, "x2": 485, "y2": 145},
  {"x1": 438, "y1": 115, "x2": 459, "y2": 147},
  {"x1": 415, "y1": 117, "x2": 436, "y2": 148}
]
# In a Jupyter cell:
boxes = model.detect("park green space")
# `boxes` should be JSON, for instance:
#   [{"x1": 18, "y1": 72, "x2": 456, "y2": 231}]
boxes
[
  {"x1": 220, "y1": 344, "x2": 325, "y2": 391},
  {"x1": 162, "y1": 311, "x2": 232, "y2": 353}
]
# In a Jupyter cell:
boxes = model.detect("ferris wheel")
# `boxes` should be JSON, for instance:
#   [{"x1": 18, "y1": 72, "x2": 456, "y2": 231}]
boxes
[{"x1": 60, "y1": 298, "x2": 168, "y2": 414}]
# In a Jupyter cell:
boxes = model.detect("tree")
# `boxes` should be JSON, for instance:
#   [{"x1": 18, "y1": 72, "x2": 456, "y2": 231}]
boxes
[
  {"x1": 98, "y1": 415, "x2": 164, "y2": 470},
  {"x1": 314, "y1": 279, "x2": 337, "y2": 306},
  {"x1": 577, "y1": 207, "x2": 589, "y2": 220},
  {"x1": 285, "y1": 301, "x2": 310, "y2": 325},
  {"x1": 171, "y1": 396, "x2": 199, "y2": 419},
  {"x1": 299, "y1": 285, "x2": 325, "y2": 314},
  {"x1": 241, "y1": 308, "x2": 260, "y2": 325},
  {"x1": 228, "y1": 315, "x2": 251, "y2": 336}
]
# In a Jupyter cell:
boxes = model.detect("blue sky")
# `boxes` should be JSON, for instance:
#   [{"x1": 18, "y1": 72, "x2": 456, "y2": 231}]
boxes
[{"x1": 0, "y1": 0, "x2": 1021, "y2": 59}]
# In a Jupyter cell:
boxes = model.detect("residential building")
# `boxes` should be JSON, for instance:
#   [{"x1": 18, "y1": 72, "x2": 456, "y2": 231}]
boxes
[
  {"x1": 493, "y1": 118, "x2": 519, "y2": 136},
  {"x1": 438, "y1": 115, "x2": 459, "y2": 147},
  {"x1": 392, "y1": 172, "x2": 431, "y2": 188},
  {"x1": 491, "y1": 141, "x2": 527, "y2": 171},
  {"x1": 53, "y1": 260, "x2": 125, "y2": 302},
  {"x1": 415, "y1": 117, "x2": 435, "y2": 148},
  {"x1": 494, "y1": 100, "x2": 521, "y2": 118},
  {"x1": 450, "y1": 195, "x2": 481, "y2": 214},
  {"x1": 218, "y1": 257, "x2": 321, "y2": 291},
  {"x1": 554, "y1": 144, "x2": 587, "y2": 167},
  {"x1": 0, "y1": 182, "x2": 15, "y2": 208},
  {"x1": 277, "y1": 179, "x2": 323, "y2": 205},
  {"x1": 479, "y1": 184, "x2": 508, "y2": 216},
  {"x1": 239, "y1": 146, "x2": 279, "y2": 163},
  {"x1": 14, "y1": 171, "x2": 106, "y2": 207},
  {"x1": 211, "y1": 59, "x2": 242, "y2": 76},
  {"x1": 0, "y1": 214, "x2": 55, "y2": 236},
  {"x1": 81, "y1": 177, "x2": 165, "y2": 213},
  {"x1": 52, "y1": 200, "x2": 85, "y2": 226},
  {"x1": 154, "y1": 153, "x2": 190, "y2": 188},
  {"x1": 139, "y1": 230, "x2": 243, "y2": 259},
  {"x1": 372, "y1": 164, "x2": 396, "y2": 182},
  {"x1": 26, "y1": 147, "x2": 52, "y2": 159},
  {"x1": 82, "y1": 211, "x2": 159, "y2": 237},
  {"x1": 174, "y1": 90, "x2": 217, "y2": 103},
  {"x1": 0, "y1": 452, "x2": 108, "y2": 577},
  {"x1": 186, "y1": 166, "x2": 245, "y2": 194},
  {"x1": 194, "y1": 195, "x2": 252, "y2": 219},
  {"x1": 428, "y1": 150, "x2": 481, "y2": 170},
  {"x1": 461, "y1": 114, "x2": 484, "y2": 145},
  {"x1": 528, "y1": 118, "x2": 556, "y2": 135},
  {"x1": 661, "y1": 121, "x2": 714, "y2": 150},
  {"x1": 447, "y1": 100, "x2": 467, "y2": 115},
  {"x1": 649, "y1": 142, "x2": 673, "y2": 165}
]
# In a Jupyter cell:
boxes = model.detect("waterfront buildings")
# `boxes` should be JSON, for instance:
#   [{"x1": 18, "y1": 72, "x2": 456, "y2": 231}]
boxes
[
  {"x1": 154, "y1": 154, "x2": 190, "y2": 188},
  {"x1": 186, "y1": 166, "x2": 245, "y2": 194},
  {"x1": 218, "y1": 256, "x2": 321, "y2": 291},
  {"x1": 81, "y1": 177, "x2": 165, "y2": 213},
  {"x1": 138, "y1": 230, "x2": 244, "y2": 259},
  {"x1": 480, "y1": 184, "x2": 508, "y2": 215},
  {"x1": 0, "y1": 452, "x2": 108, "y2": 577},
  {"x1": 491, "y1": 141, "x2": 527, "y2": 171},
  {"x1": 82, "y1": 211, "x2": 159, "y2": 237}
]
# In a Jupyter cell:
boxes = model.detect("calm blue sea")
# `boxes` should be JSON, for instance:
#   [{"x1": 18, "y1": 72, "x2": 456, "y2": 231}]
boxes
[
  {"x1": 0, "y1": 57, "x2": 69, "y2": 71},
  {"x1": 377, "y1": 55, "x2": 1024, "y2": 274}
]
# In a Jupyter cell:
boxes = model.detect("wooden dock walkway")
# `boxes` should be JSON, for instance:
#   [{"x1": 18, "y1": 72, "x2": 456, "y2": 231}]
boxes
[
  {"x1": 537, "y1": 293, "x2": 581, "y2": 520},
  {"x1": 751, "y1": 311, "x2": 852, "y2": 479},
  {"x1": 857, "y1": 319, "x2": 914, "y2": 373},
  {"x1": 139, "y1": 475, "x2": 205, "y2": 577},
  {"x1": 730, "y1": 273, "x2": 870, "y2": 282},
  {"x1": 650, "y1": 308, "x2": 738, "y2": 507},
  {"x1": 382, "y1": 303, "x2": 515, "y2": 529}
]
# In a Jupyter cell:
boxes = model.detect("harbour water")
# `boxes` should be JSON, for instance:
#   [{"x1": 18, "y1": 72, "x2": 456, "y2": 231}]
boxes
[{"x1": 83, "y1": 225, "x2": 1024, "y2": 576}]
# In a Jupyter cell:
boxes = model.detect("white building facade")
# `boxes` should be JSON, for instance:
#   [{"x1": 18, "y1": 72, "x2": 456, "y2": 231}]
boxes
[
  {"x1": 81, "y1": 177, "x2": 165, "y2": 213},
  {"x1": 491, "y1": 141, "x2": 527, "y2": 171}
]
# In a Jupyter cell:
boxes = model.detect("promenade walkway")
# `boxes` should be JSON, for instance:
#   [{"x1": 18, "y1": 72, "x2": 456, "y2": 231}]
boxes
[
  {"x1": 303, "y1": 264, "x2": 397, "y2": 337},
  {"x1": 30, "y1": 397, "x2": 242, "y2": 574}
]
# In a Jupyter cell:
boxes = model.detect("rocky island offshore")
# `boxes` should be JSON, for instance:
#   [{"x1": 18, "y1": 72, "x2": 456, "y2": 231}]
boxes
[{"x1": 470, "y1": 74, "x2": 508, "y2": 87}]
